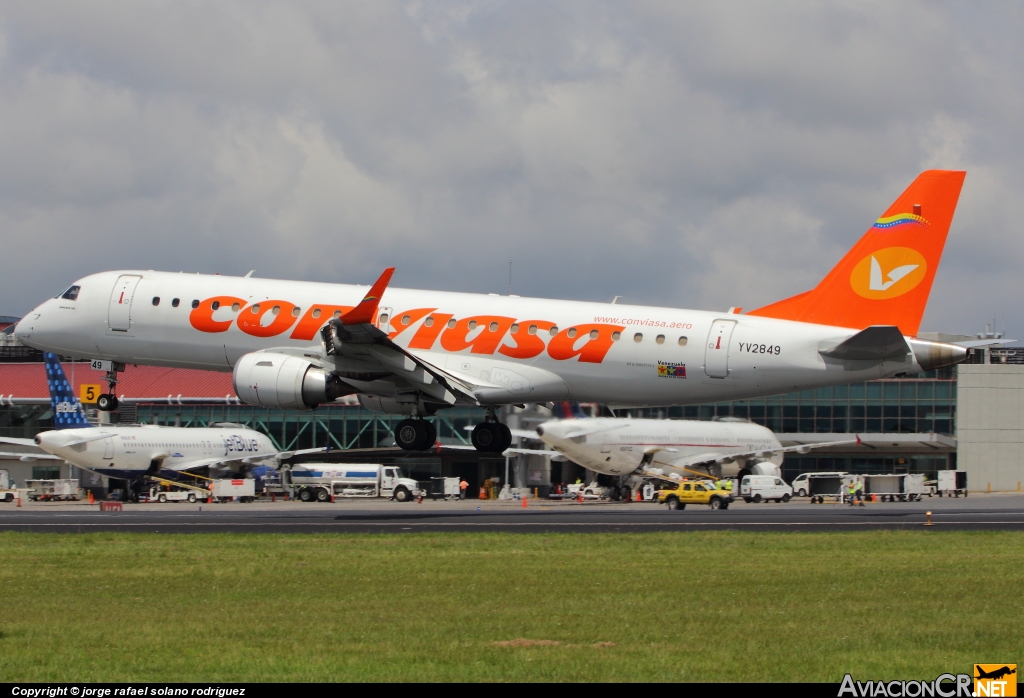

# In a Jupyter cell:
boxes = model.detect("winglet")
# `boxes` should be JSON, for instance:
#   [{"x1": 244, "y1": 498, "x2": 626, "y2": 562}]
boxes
[{"x1": 340, "y1": 268, "x2": 395, "y2": 325}]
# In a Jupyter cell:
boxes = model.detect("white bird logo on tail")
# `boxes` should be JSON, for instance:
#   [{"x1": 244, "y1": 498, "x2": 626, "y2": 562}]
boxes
[{"x1": 868, "y1": 256, "x2": 919, "y2": 291}]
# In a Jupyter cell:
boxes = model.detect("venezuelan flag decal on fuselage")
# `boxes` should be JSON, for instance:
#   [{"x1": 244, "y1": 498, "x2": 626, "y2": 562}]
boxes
[{"x1": 872, "y1": 213, "x2": 929, "y2": 229}]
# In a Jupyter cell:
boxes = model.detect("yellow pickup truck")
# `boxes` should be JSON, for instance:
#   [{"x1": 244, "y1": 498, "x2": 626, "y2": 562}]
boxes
[{"x1": 658, "y1": 480, "x2": 733, "y2": 510}]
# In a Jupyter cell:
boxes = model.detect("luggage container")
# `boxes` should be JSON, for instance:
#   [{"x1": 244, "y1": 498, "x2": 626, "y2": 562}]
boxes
[
  {"x1": 936, "y1": 470, "x2": 968, "y2": 497},
  {"x1": 211, "y1": 479, "x2": 256, "y2": 503},
  {"x1": 863, "y1": 473, "x2": 928, "y2": 502},
  {"x1": 427, "y1": 476, "x2": 461, "y2": 500},
  {"x1": 0, "y1": 469, "x2": 16, "y2": 503},
  {"x1": 808, "y1": 475, "x2": 846, "y2": 503}
]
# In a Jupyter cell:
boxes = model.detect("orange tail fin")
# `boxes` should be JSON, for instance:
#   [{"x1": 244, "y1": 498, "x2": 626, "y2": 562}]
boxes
[{"x1": 748, "y1": 170, "x2": 966, "y2": 335}]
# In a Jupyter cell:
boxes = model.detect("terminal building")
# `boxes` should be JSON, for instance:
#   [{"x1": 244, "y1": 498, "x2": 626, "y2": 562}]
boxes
[{"x1": 1, "y1": 324, "x2": 1020, "y2": 495}]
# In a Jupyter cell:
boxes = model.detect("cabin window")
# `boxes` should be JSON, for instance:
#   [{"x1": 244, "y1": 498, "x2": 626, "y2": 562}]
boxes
[
  {"x1": 634, "y1": 333, "x2": 643, "y2": 343},
  {"x1": 528, "y1": 325, "x2": 537, "y2": 335},
  {"x1": 567, "y1": 328, "x2": 577, "y2": 338},
  {"x1": 447, "y1": 319, "x2": 456, "y2": 329},
  {"x1": 401, "y1": 314, "x2": 411, "y2": 325},
  {"x1": 612, "y1": 331, "x2": 621, "y2": 341},
  {"x1": 510, "y1": 323, "x2": 519, "y2": 333},
  {"x1": 656, "y1": 334, "x2": 665, "y2": 344},
  {"x1": 232, "y1": 303, "x2": 240, "y2": 312},
  {"x1": 152, "y1": 297, "x2": 160, "y2": 306},
  {"x1": 489, "y1": 321, "x2": 498, "y2": 332},
  {"x1": 590, "y1": 330, "x2": 599, "y2": 339},
  {"x1": 250, "y1": 304, "x2": 260, "y2": 314},
  {"x1": 191, "y1": 300, "x2": 200, "y2": 309},
  {"x1": 468, "y1": 320, "x2": 477, "y2": 330},
  {"x1": 678, "y1": 336, "x2": 688, "y2": 346},
  {"x1": 549, "y1": 326, "x2": 559, "y2": 336},
  {"x1": 171, "y1": 298, "x2": 180, "y2": 307},
  {"x1": 424, "y1": 317, "x2": 434, "y2": 327},
  {"x1": 379, "y1": 314, "x2": 389, "y2": 325},
  {"x1": 312, "y1": 309, "x2": 322, "y2": 319},
  {"x1": 271, "y1": 305, "x2": 280, "y2": 315},
  {"x1": 292, "y1": 307, "x2": 300, "y2": 316},
  {"x1": 211, "y1": 301, "x2": 220, "y2": 310}
]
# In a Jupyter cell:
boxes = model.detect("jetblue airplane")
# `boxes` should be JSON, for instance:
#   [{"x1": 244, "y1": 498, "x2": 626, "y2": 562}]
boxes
[{"x1": 10, "y1": 353, "x2": 302, "y2": 481}]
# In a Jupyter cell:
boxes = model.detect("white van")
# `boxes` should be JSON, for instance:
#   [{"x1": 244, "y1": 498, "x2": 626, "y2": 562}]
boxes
[
  {"x1": 791, "y1": 471, "x2": 847, "y2": 498},
  {"x1": 740, "y1": 475, "x2": 793, "y2": 503}
]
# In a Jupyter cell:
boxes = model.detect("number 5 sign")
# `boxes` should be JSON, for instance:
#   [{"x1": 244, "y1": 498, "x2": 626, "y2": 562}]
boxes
[{"x1": 79, "y1": 384, "x2": 102, "y2": 404}]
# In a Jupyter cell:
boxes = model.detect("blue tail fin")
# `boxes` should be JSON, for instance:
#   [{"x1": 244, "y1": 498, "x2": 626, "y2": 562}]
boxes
[{"x1": 42, "y1": 352, "x2": 91, "y2": 429}]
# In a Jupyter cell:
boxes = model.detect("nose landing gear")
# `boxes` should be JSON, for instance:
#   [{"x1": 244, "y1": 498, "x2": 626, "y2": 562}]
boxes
[{"x1": 93, "y1": 361, "x2": 125, "y2": 412}]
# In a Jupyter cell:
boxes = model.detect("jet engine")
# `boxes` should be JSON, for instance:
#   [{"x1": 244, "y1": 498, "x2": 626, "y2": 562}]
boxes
[
  {"x1": 737, "y1": 461, "x2": 782, "y2": 480},
  {"x1": 233, "y1": 352, "x2": 353, "y2": 410}
]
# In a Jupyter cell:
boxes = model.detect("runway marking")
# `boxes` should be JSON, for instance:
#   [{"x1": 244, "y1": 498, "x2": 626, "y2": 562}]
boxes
[{"x1": 0, "y1": 521, "x2": 1022, "y2": 528}]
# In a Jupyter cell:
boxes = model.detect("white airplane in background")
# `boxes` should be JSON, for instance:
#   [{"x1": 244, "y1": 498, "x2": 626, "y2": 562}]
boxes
[
  {"x1": 16, "y1": 171, "x2": 972, "y2": 454},
  {"x1": 535, "y1": 416, "x2": 857, "y2": 498},
  {"x1": 0, "y1": 353, "x2": 318, "y2": 484}
]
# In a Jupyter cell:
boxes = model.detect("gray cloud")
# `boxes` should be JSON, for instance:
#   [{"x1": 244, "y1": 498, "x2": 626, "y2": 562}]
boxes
[{"x1": 1, "y1": 1, "x2": 1022, "y2": 338}]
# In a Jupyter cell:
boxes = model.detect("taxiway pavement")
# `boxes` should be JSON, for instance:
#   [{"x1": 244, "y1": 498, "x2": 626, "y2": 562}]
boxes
[{"x1": 1, "y1": 493, "x2": 1023, "y2": 532}]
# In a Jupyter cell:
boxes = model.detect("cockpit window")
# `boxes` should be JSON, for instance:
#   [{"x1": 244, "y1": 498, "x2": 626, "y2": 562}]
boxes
[{"x1": 60, "y1": 286, "x2": 81, "y2": 301}]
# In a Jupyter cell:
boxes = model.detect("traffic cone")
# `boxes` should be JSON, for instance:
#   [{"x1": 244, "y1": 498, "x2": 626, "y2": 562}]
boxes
[
  {"x1": 577, "y1": 492, "x2": 583, "y2": 503},
  {"x1": 635, "y1": 489, "x2": 642, "y2": 502},
  {"x1": 88, "y1": 491, "x2": 95, "y2": 505},
  {"x1": 271, "y1": 491, "x2": 275, "y2": 502},
  {"x1": 16, "y1": 494, "x2": 21, "y2": 508},
  {"x1": 522, "y1": 496, "x2": 528, "y2": 508}
]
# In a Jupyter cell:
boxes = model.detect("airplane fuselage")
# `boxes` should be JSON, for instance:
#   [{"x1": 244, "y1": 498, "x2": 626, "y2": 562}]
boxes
[
  {"x1": 17, "y1": 270, "x2": 932, "y2": 407},
  {"x1": 35, "y1": 424, "x2": 277, "y2": 480}
]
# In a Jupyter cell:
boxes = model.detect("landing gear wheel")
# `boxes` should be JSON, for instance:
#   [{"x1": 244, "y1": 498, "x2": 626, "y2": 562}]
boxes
[
  {"x1": 471, "y1": 422, "x2": 499, "y2": 453},
  {"x1": 96, "y1": 394, "x2": 119, "y2": 411},
  {"x1": 497, "y1": 423, "x2": 512, "y2": 453},
  {"x1": 395, "y1": 419, "x2": 434, "y2": 451},
  {"x1": 316, "y1": 488, "x2": 330, "y2": 502}
]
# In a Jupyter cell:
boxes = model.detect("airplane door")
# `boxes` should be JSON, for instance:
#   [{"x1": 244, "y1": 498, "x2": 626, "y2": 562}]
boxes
[
  {"x1": 102, "y1": 437, "x2": 114, "y2": 460},
  {"x1": 704, "y1": 319, "x2": 736, "y2": 378},
  {"x1": 108, "y1": 275, "x2": 142, "y2": 331},
  {"x1": 377, "y1": 306, "x2": 393, "y2": 334}
]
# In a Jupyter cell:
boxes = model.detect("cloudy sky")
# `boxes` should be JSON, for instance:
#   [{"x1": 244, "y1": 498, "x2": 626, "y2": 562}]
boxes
[{"x1": 2, "y1": 2, "x2": 1022, "y2": 337}]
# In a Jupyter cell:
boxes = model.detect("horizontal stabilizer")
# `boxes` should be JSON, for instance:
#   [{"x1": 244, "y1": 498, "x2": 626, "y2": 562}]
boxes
[{"x1": 819, "y1": 326, "x2": 909, "y2": 362}]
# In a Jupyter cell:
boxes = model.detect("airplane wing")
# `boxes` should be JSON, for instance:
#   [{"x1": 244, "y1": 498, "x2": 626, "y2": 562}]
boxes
[
  {"x1": 262, "y1": 268, "x2": 481, "y2": 407},
  {"x1": 649, "y1": 437, "x2": 862, "y2": 473},
  {"x1": 162, "y1": 447, "x2": 334, "y2": 473},
  {"x1": 0, "y1": 436, "x2": 39, "y2": 448},
  {"x1": 0, "y1": 451, "x2": 63, "y2": 461},
  {"x1": 444, "y1": 444, "x2": 561, "y2": 457}
]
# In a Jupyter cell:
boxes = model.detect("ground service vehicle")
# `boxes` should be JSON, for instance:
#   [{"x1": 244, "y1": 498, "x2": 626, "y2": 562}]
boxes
[
  {"x1": 0, "y1": 470, "x2": 15, "y2": 502},
  {"x1": 936, "y1": 470, "x2": 968, "y2": 497},
  {"x1": 147, "y1": 486, "x2": 200, "y2": 503},
  {"x1": 211, "y1": 479, "x2": 256, "y2": 503},
  {"x1": 808, "y1": 475, "x2": 848, "y2": 503},
  {"x1": 658, "y1": 480, "x2": 733, "y2": 510},
  {"x1": 16, "y1": 172, "x2": 970, "y2": 455},
  {"x1": 791, "y1": 472, "x2": 847, "y2": 498},
  {"x1": 286, "y1": 463, "x2": 420, "y2": 502},
  {"x1": 740, "y1": 475, "x2": 793, "y2": 503},
  {"x1": 26, "y1": 479, "x2": 79, "y2": 501}
]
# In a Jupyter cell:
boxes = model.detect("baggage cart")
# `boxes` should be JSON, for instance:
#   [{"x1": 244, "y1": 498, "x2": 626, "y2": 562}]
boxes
[
  {"x1": 936, "y1": 470, "x2": 968, "y2": 497},
  {"x1": 26, "y1": 479, "x2": 80, "y2": 502}
]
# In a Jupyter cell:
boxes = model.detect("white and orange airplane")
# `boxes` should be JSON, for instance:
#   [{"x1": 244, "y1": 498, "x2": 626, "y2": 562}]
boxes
[{"x1": 16, "y1": 170, "x2": 969, "y2": 453}]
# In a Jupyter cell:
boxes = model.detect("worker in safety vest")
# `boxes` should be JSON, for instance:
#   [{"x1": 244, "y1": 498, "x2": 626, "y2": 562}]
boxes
[
  {"x1": 459, "y1": 479, "x2": 468, "y2": 500},
  {"x1": 847, "y1": 480, "x2": 857, "y2": 506},
  {"x1": 854, "y1": 477, "x2": 865, "y2": 506}
]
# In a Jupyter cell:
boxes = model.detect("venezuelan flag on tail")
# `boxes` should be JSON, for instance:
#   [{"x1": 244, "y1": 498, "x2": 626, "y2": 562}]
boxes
[{"x1": 748, "y1": 170, "x2": 966, "y2": 335}]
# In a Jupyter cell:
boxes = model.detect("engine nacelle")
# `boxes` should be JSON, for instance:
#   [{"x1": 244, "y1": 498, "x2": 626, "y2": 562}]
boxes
[
  {"x1": 736, "y1": 461, "x2": 782, "y2": 480},
  {"x1": 907, "y1": 338, "x2": 968, "y2": 372},
  {"x1": 357, "y1": 395, "x2": 439, "y2": 416},
  {"x1": 233, "y1": 352, "x2": 352, "y2": 410}
]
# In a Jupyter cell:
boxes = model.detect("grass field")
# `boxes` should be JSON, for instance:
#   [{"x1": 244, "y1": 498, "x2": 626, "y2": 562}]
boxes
[{"x1": 0, "y1": 531, "x2": 1021, "y2": 682}]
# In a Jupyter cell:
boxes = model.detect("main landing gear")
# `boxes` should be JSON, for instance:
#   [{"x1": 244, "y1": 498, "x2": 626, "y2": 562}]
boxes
[
  {"x1": 470, "y1": 408, "x2": 512, "y2": 454},
  {"x1": 394, "y1": 419, "x2": 437, "y2": 451}
]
